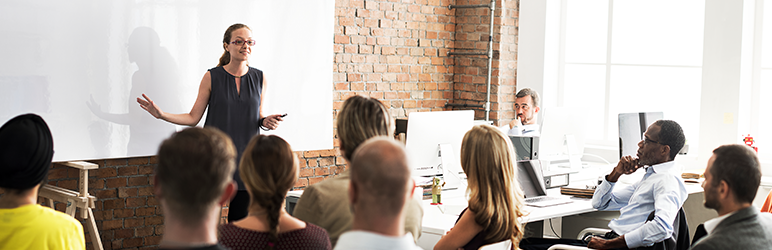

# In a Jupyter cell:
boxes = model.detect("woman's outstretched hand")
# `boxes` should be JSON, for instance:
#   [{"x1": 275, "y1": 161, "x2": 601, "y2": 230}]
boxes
[
  {"x1": 262, "y1": 114, "x2": 285, "y2": 130},
  {"x1": 137, "y1": 93, "x2": 163, "y2": 119}
]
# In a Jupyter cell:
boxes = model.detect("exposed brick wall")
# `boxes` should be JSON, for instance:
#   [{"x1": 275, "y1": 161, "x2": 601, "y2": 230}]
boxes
[
  {"x1": 450, "y1": 0, "x2": 519, "y2": 125},
  {"x1": 23, "y1": 0, "x2": 521, "y2": 249}
]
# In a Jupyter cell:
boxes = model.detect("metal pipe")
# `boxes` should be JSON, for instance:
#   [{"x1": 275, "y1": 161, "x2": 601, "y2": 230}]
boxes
[
  {"x1": 445, "y1": 103, "x2": 484, "y2": 108},
  {"x1": 484, "y1": 0, "x2": 496, "y2": 121},
  {"x1": 447, "y1": 51, "x2": 487, "y2": 56},
  {"x1": 448, "y1": 4, "x2": 491, "y2": 9}
]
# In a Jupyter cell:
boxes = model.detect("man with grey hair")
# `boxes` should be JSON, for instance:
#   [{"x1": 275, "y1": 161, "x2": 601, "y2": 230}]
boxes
[
  {"x1": 691, "y1": 144, "x2": 772, "y2": 249},
  {"x1": 502, "y1": 88, "x2": 541, "y2": 136},
  {"x1": 334, "y1": 137, "x2": 422, "y2": 250}
]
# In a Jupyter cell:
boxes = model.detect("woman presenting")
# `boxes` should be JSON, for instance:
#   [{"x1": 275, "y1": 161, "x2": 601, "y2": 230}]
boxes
[{"x1": 137, "y1": 23, "x2": 284, "y2": 222}]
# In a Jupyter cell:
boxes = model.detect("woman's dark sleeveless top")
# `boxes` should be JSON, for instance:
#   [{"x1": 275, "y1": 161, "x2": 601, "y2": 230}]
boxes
[{"x1": 205, "y1": 66, "x2": 262, "y2": 190}]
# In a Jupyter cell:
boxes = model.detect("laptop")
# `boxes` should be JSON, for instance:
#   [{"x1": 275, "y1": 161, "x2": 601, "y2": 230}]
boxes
[{"x1": 517, "y1": 160, "x2": 573, "y2": 207}]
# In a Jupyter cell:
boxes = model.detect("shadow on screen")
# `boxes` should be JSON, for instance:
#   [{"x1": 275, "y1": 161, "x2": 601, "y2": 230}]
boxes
[{"x1": 87, "y1": 27, "x2": 181, "y2": 156}]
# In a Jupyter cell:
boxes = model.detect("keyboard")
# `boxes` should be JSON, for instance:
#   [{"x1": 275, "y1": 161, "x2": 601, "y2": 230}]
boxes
[{"x1": 524, "y1": 195, "x2": 573, "y2": 207}]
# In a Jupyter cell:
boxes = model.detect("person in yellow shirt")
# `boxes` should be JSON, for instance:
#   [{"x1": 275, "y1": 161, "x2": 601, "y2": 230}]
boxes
[{"x1": 0, "y1": 114, "x2": 85, "y2": 250}]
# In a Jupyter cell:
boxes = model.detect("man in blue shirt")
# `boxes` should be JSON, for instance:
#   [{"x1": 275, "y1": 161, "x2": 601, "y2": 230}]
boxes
[{"x1": 588, "y1": 120, "x2": 688, "y2": 249}]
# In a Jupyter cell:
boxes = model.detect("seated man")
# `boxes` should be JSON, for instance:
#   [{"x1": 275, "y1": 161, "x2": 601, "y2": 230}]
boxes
[
  {"x1": 520, "y1": 120, "x2": 688, "y2": 250},
  {"x1": 500, "y1": 88, "x2": 541, "y2": 136},
  {"x1": 0, "y1": 114, "x2": 85, "y2": 250},
  {"x1": 155, "y1": 127, "x2": 237, "y2": 250},
  {"x1": 691, "y1": 144, "x2": 772, "y2": 249},
  {"x1": 334, "y1": 137, "x2": 423, "y2": 250},
  {"x1": 293, "y1": 96, "x2": 423, "y2": 247}
]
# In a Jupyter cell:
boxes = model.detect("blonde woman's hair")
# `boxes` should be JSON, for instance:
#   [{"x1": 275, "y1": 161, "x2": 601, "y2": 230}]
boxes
[
  {"x1": 239, "y1": 135, "x2": 297, "y2": 250},
  {"x1": 336, "y1": 95, "x2": 393, "y2": 160},
  {"x1": 460, "y1": 125, "x2": 525, "y2": 244}
]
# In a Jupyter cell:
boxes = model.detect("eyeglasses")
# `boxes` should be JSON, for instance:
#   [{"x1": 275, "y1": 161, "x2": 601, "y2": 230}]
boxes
[
  {"x1": 231, "y1": 39, "x2": 256, "y2": 46},
  {"x1": 642, "y1": 136, "x2": 661, "y2": 146},
  {"x1": 514, "y1": 104, "x2": 530, "y2": 111}
]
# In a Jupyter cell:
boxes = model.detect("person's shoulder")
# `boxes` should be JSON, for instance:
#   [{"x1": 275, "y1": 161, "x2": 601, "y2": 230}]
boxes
[
  {"x1": 304, "y1": 175, "x2": 349, "y2": 195},
  {"x1": 248, "y1": 66, "x2": 263, "y2": 74},
  {"x1": 756, "y1": 211, "x2": 772, "y2": 226},
  {"x1": 208, "y1": 66, "x2": 224, "y2": 72},
  {"x1": 37, "y1": 206, "x2": 83, "y2": 229}
]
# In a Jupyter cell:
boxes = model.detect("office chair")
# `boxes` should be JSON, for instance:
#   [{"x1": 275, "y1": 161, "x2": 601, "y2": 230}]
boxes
[{"x1": 548, "y1": 208, "x2": 690, "y2": 250}]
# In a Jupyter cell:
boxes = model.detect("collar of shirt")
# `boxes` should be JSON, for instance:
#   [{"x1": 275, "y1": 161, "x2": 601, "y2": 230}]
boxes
[
  {"x1": 703, "y1": 210, "x2": 736, "y2": 235},
  {"x1": 646, "y1": 161, "x2": 679, "y2": 175},
  {"x1": 334, "y1": 231, "x2": 420, "y2": 250}
]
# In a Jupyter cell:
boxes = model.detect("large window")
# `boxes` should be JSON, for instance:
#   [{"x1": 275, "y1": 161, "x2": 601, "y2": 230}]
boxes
[{"x1": 542, "y1": 0, "x2": 705, "y2": 153}]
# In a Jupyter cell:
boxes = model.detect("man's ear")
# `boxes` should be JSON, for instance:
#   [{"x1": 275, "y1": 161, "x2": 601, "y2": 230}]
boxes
[
  {"x1": 718, "y1": 180, "x2": 730, "y2": 200},
  {"x1": 408, "y1": 180, "x2": 416, "y2": 198},
  {"x1": 534, "y1": 106, "x2": 540, "y2": 114},
  {"x1": 218, "y1": 181, "x2": 238, "y2": 206},
  {"x1": 348, "y1": 181, "x2": 358, "y2": 206},
  {"x1": 153, "y1": 175, "x2": 163, "y2": 199},
  {"x1": 661, "y1": 145, "x2": 672, "y2": 160}
]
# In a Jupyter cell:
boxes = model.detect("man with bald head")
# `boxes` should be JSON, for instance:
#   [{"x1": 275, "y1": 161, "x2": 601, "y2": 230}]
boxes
[
  {"x1": 334, "y1": 137, "x2": 422, "y2": 250},
  {"x1": 294, "y1": 95, "x2": 423, "y2": 247}
]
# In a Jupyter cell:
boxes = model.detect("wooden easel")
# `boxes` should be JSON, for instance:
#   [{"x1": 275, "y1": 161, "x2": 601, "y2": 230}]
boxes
[{"x1": 38, "y1": 161, "x2": 103, "y2": 250}]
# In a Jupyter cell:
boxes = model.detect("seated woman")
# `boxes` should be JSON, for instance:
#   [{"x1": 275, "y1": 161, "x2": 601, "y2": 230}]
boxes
[
  {"x1": 434, "y1": 125, "x2": 526, "y2": 250},
  {"x1": 219, "y1": 135, "x2": 331, "y2": 250}
]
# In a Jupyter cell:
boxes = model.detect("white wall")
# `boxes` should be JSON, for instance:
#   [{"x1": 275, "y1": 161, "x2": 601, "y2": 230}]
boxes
[{"x1": 0, "y1": 0, "x2": 335, "y2": 161}]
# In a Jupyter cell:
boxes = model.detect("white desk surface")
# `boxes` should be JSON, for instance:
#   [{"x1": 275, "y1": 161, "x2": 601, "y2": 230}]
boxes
[{"x1": 419, "y1": 166, "x2": 705, "y2": 236}]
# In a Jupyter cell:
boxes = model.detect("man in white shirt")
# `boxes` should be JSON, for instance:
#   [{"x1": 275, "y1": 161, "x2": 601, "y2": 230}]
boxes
[
  {"x1": 587, "y1": 120, "x2": 688, "y2": 249},
  {"x1": 502, "y1": 88, "x2": 541, "y2": 136},
  {"x1": 334, "y1": 137, "x2": 423, "y2": 250},
  {"x1": 691, "y1": 144, "x2": 772, "y2": 250}
]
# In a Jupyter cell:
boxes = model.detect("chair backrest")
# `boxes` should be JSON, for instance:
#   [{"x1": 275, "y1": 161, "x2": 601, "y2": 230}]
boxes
[
  {"x1": 479, "y1": 239, "x2": 513, "y2": 250},
  {"x1": 639, "y1": 207, "x2": 690, "y2": 250}
]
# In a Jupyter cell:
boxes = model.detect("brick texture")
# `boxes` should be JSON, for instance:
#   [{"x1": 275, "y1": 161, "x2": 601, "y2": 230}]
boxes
[{"x1": 26, "y1": 0, "x2": 521, "y2": 249}]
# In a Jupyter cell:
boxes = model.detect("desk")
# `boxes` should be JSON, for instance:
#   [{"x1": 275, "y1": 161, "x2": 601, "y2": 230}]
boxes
[
  {"x1": 417, "y1": 188, "x2": 595, "y2": 249},
  {"x1": 416, "y1": 165, "x2": 707, "y2": 250}
]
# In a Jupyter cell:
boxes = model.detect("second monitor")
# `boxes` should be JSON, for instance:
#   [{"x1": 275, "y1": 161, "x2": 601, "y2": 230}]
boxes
[{"x1": 405, "y1": 110, "x2": 474, "y2": 190}]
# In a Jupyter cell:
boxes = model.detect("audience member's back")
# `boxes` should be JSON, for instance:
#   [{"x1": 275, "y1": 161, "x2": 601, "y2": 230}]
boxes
[
  {"x1": 334, "y1": 137, "x2": 423, "y2": 250},
  {"x1": 292, "y1": 95, "x2": 423, "y2": 246},
  {"x1": 0, "y1": 114, "x2": 85, "y2": 250},
  {"x1": 218, "y1": 135, "x2": 331, "y2": 250}
]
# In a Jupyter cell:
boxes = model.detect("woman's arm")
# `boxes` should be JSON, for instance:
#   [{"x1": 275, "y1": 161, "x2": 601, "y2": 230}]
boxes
[
  {"x1": 434, "y1": 209, "x2": 484, "y2": 250},
  {"x1": 138, "y1": 72, "x2": 212, "y2": 126}
]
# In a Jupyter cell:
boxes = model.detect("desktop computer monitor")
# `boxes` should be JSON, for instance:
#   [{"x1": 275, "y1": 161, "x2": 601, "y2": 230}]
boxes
[
  {"x1": 510, "y1": 136, "x2": 539, "y2": 161},
  {"x1": 405, "y1": 110, "x2": 474, "y2": 189},
  {"x1": 538, "y1": 107, "x2": 585, "y2": 170},
  {"x1": 618, "y1": 112, "x2": 663, "y2": 158}
]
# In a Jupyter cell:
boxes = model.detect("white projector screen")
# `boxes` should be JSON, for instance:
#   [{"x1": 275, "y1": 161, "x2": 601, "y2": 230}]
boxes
[{"x1": 0, "y1": 0, "x2": 335, "y2": 161}]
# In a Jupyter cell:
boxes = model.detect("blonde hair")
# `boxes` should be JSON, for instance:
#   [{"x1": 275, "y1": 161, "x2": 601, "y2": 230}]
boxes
[
  {"x1": 460, "y1": 125, "x2": 525, "y2": 244},
  {"x1": 218, "y1": 23, "x2": 251, "y2": 67},
  {"x1": 336, "y1": 95, "x2": 393, "y2": 160},
  {"x1": 239, "y1": 135, "x2": 297, "y2": 250}
]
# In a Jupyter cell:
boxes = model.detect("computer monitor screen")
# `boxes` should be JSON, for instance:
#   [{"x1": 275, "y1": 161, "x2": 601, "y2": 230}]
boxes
[
  {"x1": 511, "y1": 136, "x2": 539, "y2": 161},
  {"x1": 405, "y1": 110, "x2": 474, "y2": 177},
  {"x1": 618, "y1": 112, "x2": 663, "y2": 158},
  {"x1": 517, "y1": 160, "x2": 547, "y2": 198},
  {"x1": 538, "y1": 107, "x2": 585, "y2": 165}
]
